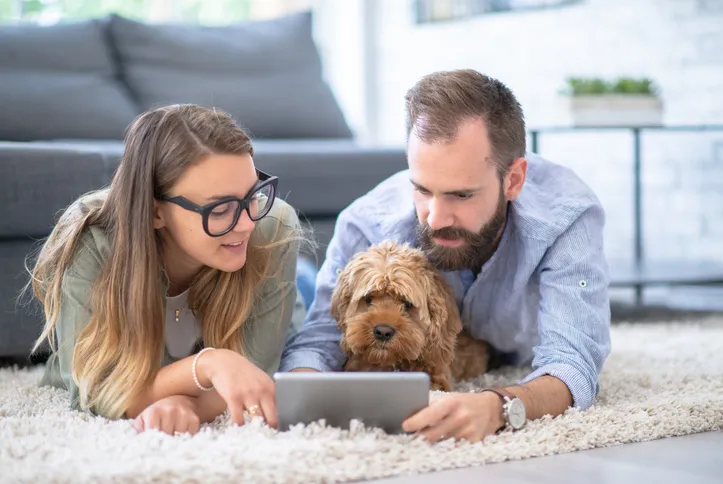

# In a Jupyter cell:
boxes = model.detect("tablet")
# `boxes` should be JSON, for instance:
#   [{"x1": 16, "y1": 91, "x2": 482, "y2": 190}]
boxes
[{"x1": 273, "y1": 372, "x2": 430, "y2": 434}]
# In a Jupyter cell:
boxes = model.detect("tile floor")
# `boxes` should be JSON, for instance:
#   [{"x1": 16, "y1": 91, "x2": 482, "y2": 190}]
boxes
[{"x1": 371, "y1": 430, "x2": 723, "y2": 484}]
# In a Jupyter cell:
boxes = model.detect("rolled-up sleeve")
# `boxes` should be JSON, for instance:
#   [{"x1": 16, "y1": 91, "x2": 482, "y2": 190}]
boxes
[{"x1": 519, "y1": 203, "x2": 612, "y2": 410}]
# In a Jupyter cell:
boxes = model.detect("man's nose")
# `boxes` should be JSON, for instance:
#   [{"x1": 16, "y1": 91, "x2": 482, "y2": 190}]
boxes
[{"x1": 426, "y1": 198, "x2": 452, "y2": 231}]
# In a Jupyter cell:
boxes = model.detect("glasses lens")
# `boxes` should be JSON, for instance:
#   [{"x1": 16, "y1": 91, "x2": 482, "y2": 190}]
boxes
[
  {"x1": 248, "y1": 184, "x2": 275, "y2": 221},
  {"x1": 207, "y1": 200, "x2": 241, "y2": 235}
]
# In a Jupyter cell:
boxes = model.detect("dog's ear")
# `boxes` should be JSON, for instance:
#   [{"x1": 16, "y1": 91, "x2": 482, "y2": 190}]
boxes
[
  {"x1": 428, "y1": 270, "x2": 462, "y2": 335},
  {"x1": 421, "y1": 269, "x2": 462, "y2": 365},
  {"x1": 331, "y1": 261, "x2": 359, "y2": 357},
  {"x1": 330, "y1": 263, "x2": 354, "y2": 330}
]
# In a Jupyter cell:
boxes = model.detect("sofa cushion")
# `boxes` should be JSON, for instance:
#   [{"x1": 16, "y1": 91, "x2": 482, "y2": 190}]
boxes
[
  {"x1": 107, "y1": 12, "x2": 352, "y2": 140},
  {"x1": 0, "y1": 138, "x2": 407, "y2": 245},
  {"x1": 0, "y1": 142, "x2": 117, "y2": 238},
  {"x1": 0, "y1": 20, "x2": 139, "y2": 141},
  {"x1": 0, "y1": 238, "x2": 47, "y2": 357},
  {"x1": 250, "y1": 140, "x2": 408, "y2": 217},
  {"x1": 20, "y1": 138, "x2": 408, "y2": 217}
]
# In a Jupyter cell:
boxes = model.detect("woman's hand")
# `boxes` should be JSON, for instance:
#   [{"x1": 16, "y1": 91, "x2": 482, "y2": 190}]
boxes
[
  {"x1": 196, "y1": 348, "x2": 277, "y2": 428},
  {"x1": 132, "y1": 395, "x2": 201, "y2": 436}
]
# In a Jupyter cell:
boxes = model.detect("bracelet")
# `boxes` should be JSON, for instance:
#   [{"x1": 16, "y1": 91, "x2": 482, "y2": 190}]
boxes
[{"x1": 192, "y1": 347, "x2": 215, "y2": 392}]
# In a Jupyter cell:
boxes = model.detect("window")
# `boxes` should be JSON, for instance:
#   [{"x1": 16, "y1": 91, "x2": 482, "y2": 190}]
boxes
[
  {"x1": 413, "y1": 0, "x2": 582, "y2": 24},
  {"x1": 0, "y1": 0, "x2": 315, "y2": 24}
]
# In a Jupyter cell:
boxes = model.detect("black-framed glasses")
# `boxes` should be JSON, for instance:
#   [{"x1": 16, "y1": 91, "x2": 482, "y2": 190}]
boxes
[{"x1": 158, "y1": 170, "x2": 278, "y2": 237}]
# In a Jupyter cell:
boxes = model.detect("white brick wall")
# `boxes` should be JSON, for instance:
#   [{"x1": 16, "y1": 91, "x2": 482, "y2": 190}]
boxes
[
  {"x1": 311, "y1": 0, "x2": 370, "y2": 140},
  {"x1": 321, "y1": 0, "x2": 723, "y2": 266}
]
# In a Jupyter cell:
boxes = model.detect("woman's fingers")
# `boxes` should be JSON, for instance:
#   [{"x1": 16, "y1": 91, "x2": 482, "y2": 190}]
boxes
[
  {"x1": 144, "y1": 409, "x2": 162, "y2": 432},
  {"x1": 259, "y1": 392, "x2": 277, "y2": 428},
  {"x1": 133, "y1": 398, "x2": 203, "y2": 436},
  {"x1": 243, "y1": 377, "x2": 277, "y2": 425},
  {"x1": 226, "y1": 391, "x2": 247, "y2": 426},
  {"x1": 245, "y1": 400, "x2": 265, "y2": 422},
  {"x1": 160, "y1": 411, "x2": 176, "y2": 435},
  {"x1": 229, "y1": 403, "x2": 247, "y2": 426},
  {"x1": 212, "y1": 358, "x2": 280, "y2": 428},
  {"x1": 187, "y1": 411, "x2": 201, "y2": 435},
  {"x1": 172, "y1": 418, "x2": 188, "y2": 436},
  {"x1": 132, "y1": 415, "x2": 144, "y2": 433}
]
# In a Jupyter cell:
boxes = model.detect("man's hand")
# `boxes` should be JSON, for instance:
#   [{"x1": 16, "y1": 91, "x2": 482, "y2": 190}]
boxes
[
  {"x1": 403, "y1": 376, "x2": 574, "y2": 443},
  {"x1": 402, "y1": 391, "x2": 505, "y2": 443}
]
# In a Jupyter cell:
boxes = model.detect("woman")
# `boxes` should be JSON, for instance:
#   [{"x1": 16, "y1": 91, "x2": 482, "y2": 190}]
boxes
[{"x1": 29, "y1": 104, "x2": 310, "y2": 436}]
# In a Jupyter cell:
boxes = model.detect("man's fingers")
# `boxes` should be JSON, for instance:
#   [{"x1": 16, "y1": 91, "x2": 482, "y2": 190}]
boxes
[
  {"x1": 402, "y1": 396, "x2": 455, "y2": 433},
  {"x1": 418, "y1": 412, "x2": 465, "y2": 443},
  {"x1": 457, "y1": 424, "x2": 483, "y2": 443}
]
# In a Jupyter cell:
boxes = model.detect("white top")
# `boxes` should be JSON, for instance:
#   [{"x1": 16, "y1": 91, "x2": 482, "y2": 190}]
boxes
[{"x1": 164, "y1": 289, "x2": 202, "y2": 359}]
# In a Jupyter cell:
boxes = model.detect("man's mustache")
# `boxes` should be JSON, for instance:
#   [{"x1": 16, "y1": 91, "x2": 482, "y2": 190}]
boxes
[{"x1": 424, "y1": 226, "x2": 477, "y2": 242}]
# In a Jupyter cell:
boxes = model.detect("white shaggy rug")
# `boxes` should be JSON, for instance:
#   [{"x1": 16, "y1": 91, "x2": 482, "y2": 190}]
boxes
[{"x1": 2, "y1": 318, "x2": 723, "y2": 484}]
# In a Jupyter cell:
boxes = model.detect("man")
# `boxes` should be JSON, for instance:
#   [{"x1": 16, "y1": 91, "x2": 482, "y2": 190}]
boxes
[{"x1": 280, "y1": 69, "x2": 611, "y2": 443}]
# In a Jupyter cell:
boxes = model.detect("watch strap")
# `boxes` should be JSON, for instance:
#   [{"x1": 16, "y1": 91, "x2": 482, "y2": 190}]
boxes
[
  {"x1": 478, "y1": 387, "x2": 511, "y2": 403},
  {"x1": 477, "y1": 387, "x2": 512, "y2": 433}
]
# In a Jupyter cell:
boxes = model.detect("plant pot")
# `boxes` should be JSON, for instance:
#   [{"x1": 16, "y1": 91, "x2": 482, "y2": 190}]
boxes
[{"x1": 568, "y1": 94, "x2": 663, "y2": 127}]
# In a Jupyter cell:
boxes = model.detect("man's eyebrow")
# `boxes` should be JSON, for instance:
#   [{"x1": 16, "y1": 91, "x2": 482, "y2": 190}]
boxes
[{"x1": 409, "y1": 178, "x2": 481, "y2": 196}]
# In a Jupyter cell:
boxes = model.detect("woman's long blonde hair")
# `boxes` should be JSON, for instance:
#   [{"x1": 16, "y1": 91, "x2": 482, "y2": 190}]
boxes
[{"x1": 29, "y1": 104, "x2": 300, "y2": 419}]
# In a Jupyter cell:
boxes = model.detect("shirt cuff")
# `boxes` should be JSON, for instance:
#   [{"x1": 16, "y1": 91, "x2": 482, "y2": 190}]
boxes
[
  {"x1": 278, "y1": 351, "x2": 335, "y2": 373},
  {"x1": 518, "y1": 362, "x2": 597, "y2": 410}
]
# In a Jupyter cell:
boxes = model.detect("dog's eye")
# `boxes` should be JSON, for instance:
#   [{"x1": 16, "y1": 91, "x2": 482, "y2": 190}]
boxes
[
  {"x1": 403, "y1": 300, "x2": 414, "y2": 310},
  {"x1": 364, "y1": 294, "x2": 373, "y2": 305}
]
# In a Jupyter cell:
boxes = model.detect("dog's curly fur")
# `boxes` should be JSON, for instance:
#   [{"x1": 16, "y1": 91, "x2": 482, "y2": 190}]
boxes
[{"x1": 331, "y1": 240, "x2": 491, "y2": 391}]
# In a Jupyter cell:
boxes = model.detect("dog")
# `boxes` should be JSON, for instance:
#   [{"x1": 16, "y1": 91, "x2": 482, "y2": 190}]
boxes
[{"x1": 330, "y1": 240, "x2": 491, "y2": 391}]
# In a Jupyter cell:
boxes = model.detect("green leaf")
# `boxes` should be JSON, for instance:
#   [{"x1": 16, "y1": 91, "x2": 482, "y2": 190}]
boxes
[{"x1": 562, "y1": 76, "x2": 658, "y2": 96}]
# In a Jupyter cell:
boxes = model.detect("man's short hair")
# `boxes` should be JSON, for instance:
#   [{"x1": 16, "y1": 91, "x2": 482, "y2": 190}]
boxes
[{"x1": 404, "y1": 69, "x2": 526, "y2": 177}]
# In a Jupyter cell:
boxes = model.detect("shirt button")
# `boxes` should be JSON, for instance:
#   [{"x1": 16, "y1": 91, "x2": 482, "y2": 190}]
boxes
[{"x1": 579, "y1": 280, "x2": 587, "y2": 288}]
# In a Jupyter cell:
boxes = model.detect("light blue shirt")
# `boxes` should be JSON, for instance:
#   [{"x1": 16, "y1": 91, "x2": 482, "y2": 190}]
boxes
[{"x1": 280, "y1": 152, "x2": 612, "y2": 410}]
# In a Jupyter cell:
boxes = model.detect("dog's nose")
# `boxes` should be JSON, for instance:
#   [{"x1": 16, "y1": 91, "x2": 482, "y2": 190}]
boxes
[{"x1": 373, "y1": 324, "x2": 396, "y2": 342}]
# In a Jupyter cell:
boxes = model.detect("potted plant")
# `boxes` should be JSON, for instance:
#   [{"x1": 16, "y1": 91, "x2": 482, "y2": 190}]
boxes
[{"x1": 561, "y1": 77, "x2": 663, "y2": 127}]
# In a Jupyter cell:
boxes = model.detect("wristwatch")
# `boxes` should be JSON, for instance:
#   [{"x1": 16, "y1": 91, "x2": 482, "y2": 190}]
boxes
[{"x1": 479, "y1": 388, "x2": 527, "y2": 431}]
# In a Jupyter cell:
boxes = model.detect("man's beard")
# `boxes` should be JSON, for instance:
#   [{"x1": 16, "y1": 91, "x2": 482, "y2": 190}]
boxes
[{"x1": 416, "y1": 191, "x2": 508, "y2": 273}]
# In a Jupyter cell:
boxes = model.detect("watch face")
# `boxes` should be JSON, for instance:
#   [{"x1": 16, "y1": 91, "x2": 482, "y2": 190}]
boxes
[{"x1": 507, "y1": 399, "x2": 526, "y2": 429}]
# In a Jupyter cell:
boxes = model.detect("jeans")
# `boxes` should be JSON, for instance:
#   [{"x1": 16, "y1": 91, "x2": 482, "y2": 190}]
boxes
[
  {"x1": 286, "y1": 256, "x2": 318, "y2": 344},
  {"x1": 296, "y1": 256, "x2": 318, "y2": 310}
]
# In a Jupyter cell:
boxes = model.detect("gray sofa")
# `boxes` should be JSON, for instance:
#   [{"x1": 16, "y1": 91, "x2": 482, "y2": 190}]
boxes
[{"x1": 0, "y1": 12, "x2": 408, "y2": 360}]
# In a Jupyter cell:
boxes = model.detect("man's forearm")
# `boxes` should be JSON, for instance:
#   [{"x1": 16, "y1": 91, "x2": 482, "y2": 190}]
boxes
[{"x1": 500, "y1": 375, "x2": 573, "y2": 421}]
